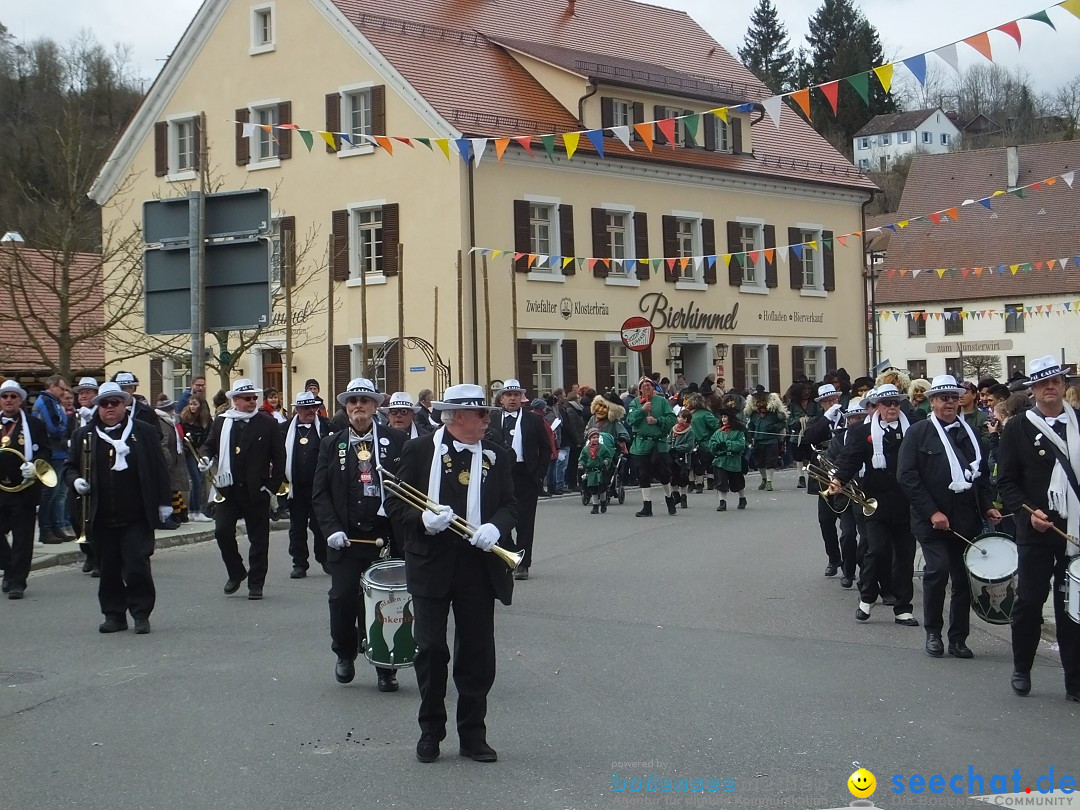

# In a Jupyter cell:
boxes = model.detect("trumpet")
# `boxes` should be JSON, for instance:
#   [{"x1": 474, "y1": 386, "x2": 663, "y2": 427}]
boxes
[
  {"x1": 0, "y1": 446, "x2": 57, "y2": 493},
  {"x1": 276, "y1": 481, "x2": 290, "y2": 497},
  {"x1": 377, "y1": 465, "x2": 524, "y2": 571},
  {"x1": 805, "y1": 462, "x2": 878, "y2": 516}
]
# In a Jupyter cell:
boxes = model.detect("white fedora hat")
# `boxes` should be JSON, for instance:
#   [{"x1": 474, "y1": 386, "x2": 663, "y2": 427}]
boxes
[
  {"x1": 292, "y1": 391, "x2": 324, "y2": 409},
  {"x1": 91, "y1": 381, "x2": 133, "y2": 407},
  {"x1": 866, "y1": 383, "x2": 902, "y2": 403},
  {"x1": 226, "y1": 378, "x2": 263, "y2": 399},
  {"x1": 926, "y1": 374, "x2": 964, "y2": 398},
  {"x1": 74, "y1": 377, "x2": 99, "y2": 393},
  {"x1": 1027, "y1": 355, "x2": 1067, "y2": 383},
  {"x1": 380, "y1": 391, "x2": 421, "y2": 413},
  {"x1": 432, "y1": 383, "x2": 499, "y2": 411},
  {"x1": 0, "y1": 379, "x2": 27, "y2": 401},
  {"x1": 499, "y1": 378, "x2": 528, "y2": 395},
  {"x1": 337, "y1": 378, "x2": 386, "y2": 407},
  {"x1": 815, "y1": 383, "x2": 840, "y2": 402}
]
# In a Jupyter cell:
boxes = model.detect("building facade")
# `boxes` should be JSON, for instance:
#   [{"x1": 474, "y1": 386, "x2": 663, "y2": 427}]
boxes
[{"x1": 853, "y1": 109, "x2": 960, "y2": 172}]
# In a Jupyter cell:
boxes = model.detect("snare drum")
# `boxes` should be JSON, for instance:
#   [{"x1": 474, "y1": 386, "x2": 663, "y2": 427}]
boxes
[
  {"x1": 964, "y1": 532, "x2": 1018, "y2": 626},
  {"x1": 1067, "y1": 557, "x2": 1080, "y2": 625},
  {"x1": 360, "y1": 559, "x2": 417, "y2": 669}
]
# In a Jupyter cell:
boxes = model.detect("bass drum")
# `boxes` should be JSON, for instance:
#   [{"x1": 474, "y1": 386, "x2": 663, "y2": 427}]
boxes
[
  {"x1": 1067, "y1": 556, "x2": 1080, "y2": 625},
  {"x1": 964, "y1": 532, "x2": 1018, "y2": 626},
  {"x1": 360, "y1": 559, "x2": 417, "y2": 669}
]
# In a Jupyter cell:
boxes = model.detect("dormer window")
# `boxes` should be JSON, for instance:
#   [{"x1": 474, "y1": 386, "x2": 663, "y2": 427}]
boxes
[{"x1": 251, "y1": 4, "x2": 275, "y2": 54}]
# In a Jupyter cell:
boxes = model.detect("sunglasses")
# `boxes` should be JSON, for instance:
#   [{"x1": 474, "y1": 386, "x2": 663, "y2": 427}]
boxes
[
  {"x1": 388, "y1": 408, "x2": 412, "y2": 416},
  {"x1": 99, "y1": 398, "x2": 126, "y2": 408},
  {"x1": 0, "y1": 393, "x2": 21, "y2": 400},
  {"x1": 935, "y1": 394, "x2": 960, "y2": 402},
  {"x1": 875, "y1": 399, "x2": 901, "y2": 407},
  {"x1": 234, "y1": 395, "x2": 258, "y2": 402}
]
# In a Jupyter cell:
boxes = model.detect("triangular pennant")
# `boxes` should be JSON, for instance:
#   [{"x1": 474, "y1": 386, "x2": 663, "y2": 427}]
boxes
[
  {"x1": 945, "y1": 208, "x2": 958, "y2": 221},
  {"x1": 792, "y1": 244, "x2": 804, "y2": 261},
  {"x1": 633, "y1": 123, "x2": 655, "y2": 151},
  {"x1": 374, "y1": 136, "x2": 393, "y2": 154},
  {"x1": 540, "y1": 134, "x2": 557, "y2": 161},
  {"x1": 1023, "y1": 9, "x2": 1056, "y2": 28},
  {"x1": 609, "y1": 126, "x2": 632, "y2": 150},
  {"x1": 978, "y1": 197, "x2": 993, "y2": 209},
  {"x1": 712, "y1": 107, "x2": 729, "y2": 123},
  {"x1": 963, "y1": 32, "x2": 994, "y2": 63},
  {"x1": 747, "y1": 250, "x2": 760, "y2": 265},
  {"x1": 416, "y1": 137, "x2": 433, "y2": 150},
  {"x1": 683, "y1": 113, "x2": 700, "y2": 146},
  {"x1": 1061, "y1": 0, "x2": 1080, "y2": 21},
  {"x1": 513, "y1": 136, "x2": 535, "y2": 159},
  {"x1": 657, "y1": 118, "x2": 677, "y2": 147},
  {"x1": 764, "y1": 248, "x2": 775, "y2": 264},
  {"x1": 872, "y1": 64, "x2": 894, "y2": 93},
  {"x1": 836, "y1": 235, "x2": 848, "y2": 247},
  {"x1": 562, "y1": 256, "x2": 574, "y2": 269},
  {"x1": 818, "y1": 81, "x2": 840, "y2": 114},
  {"x1": 585, "y1": 129, "x2": 606, "y2": 158},
  {"x1": 996, "y1": 21, "x2": 1022, "y2": 48},
  {"x1": 665, "y1": 258, "x2": 677, "y2": 273},
  {"x1": 494, "y1": 138, "x2": 510, "y2": 161},
  {"x1": 790, "y1": 88, "x2": 811, "y2": 120},
  {"x1": 707, "y1": 255, "x2": 717, "y2": 269},
  {"x1": 471, "y1": 138, "x2": 488, "y2": 167},
  {"x1": 902, "y1": 54, "x2": 927, "y2": 86},
  {"x1": 762, "y1": 95, "x2": 784, "y2": 129},
  {"x1": 454, "y1": 138, "x2": 472, "y2": 164},
  {"x1": 434, "y1": 139, "x2": 452, "y2": 161},
  {"x1": 679, "y1": 257, "x2": 691, "y2": 272},
  {"x1": 932, "y1": 43, "x2": 961, "y2": 74},
  {"x1": 297, "y1": 129, "x2": 314, "y2": 152},
  {"x1": 393, "y1": 137, "x2": 414, "y2": 148},
  {"x1": 928, "y1": 212, "x2": 942, "y2": 225},
  {"x1": 319, "y1": 131, "x2": 338, "y2": 150},
  {"x1": 562, "y1": 131, "x2": 581, "y2": 160},
  {"x1": 1063, "y1": 170, "x2": 1075, "y2": 188},
  {"x1": 242, "y1": 122, "x2": 257, "y2": 138},
  {"x1": 526, "y1": 254, "x2": 538, "y2": 270},
  {"x1": 846, "y1": 73, "x2": 870, "y2": 105},
  {"x1": 1010, "y1": 187, "x2": 1026, "y2": 198}
]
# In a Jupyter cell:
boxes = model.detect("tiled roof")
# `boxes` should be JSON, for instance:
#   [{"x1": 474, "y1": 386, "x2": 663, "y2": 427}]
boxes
[
  {"x1": 874, "y1": 141, "x2": 1080, "y2": 306},
  {"x1": 331, "y1": 0, "x2": 875, "y2": 192},
  {"x1": 0, "y1": 246, "x2": 104, "y2": 373},
  {"x1": 853, "y1": 109, "x2": 938, "y2": 138}
]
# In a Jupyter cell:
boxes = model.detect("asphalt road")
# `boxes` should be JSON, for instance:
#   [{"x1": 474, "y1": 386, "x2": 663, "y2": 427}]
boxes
[{"x1": 2, "y1": 470, "x2": 1076, "y2": 810}]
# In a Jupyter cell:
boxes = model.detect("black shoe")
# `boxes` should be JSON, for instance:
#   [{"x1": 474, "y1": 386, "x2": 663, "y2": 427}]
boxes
[
  {"x1": 1011, "y1": 670, "x2": 1031, "y2": 696},
  {"x1": 81, "y1": 558, "x2": 94, "y2": 573},
  {"x1": 513, "y1": 566, "x2": 529, "y2": 581},
  {"x1": 416, "y1": 733, "x2": 440, "y2": 762},
  {"x1": 335, "y1": 657, "x2": 355, "y2": 684},
  {"x1": 881, "y1": 594, "x2": 897, "y2": 606},
  {"x1": 39, "y1": 531, "x2": 65, "y2": 545},
  {"x1": 925, "y1": 634, "x2": 945, "y2": 657},
  {"x1": 695, "y1": 484, "x2": 704, "y2": 494},
  {"x1": 948, "y1": 642, "x2": 973, "y2": 659},
  {"x1": 1066, "y1": 691, "x2": 1079, "y2": 703},
  {"x1": 797, "y1": 475, "x2": 806, "y2": 488},
  {"x1": 91, "y1": 568, "x2": 100, "y2": 578},
  {"x1": 855, "y1": 607, "x2": 870, "y2": 622},
  {"x1": 459, "y1": 740, "x2": 498, "y2": 762},
  {"x1": 8, "y1": 588, "x2": 24, "y2": 600},
  {"x1": 157, "y1": 519, "x2": 180, "y2": 530},
  {"x1": 600, "y1": 501, "x2": 607, "y2": 513},
  {"x1": 665, "y1": 495, "x2": 677, "y2": 515},
  {"x1": 757, "y1": 479, "x2": 766, "y2": 490},
  {"x1": 321, "y1": 563, "x2": 331, "y2": 575},
  {"x1": 635, "y1": 501, "x2": 653, "y2": 518},
  {"x1": 895, "y1": 615, "x2": 920, "y2": 627},
  {"x1": 133, "y1": 619, "x2": 151, "y2": 635},
  {"x1": 59, "y1": 526, "x2": 78, "y2": 541},
  {"x1": 716, "y1": 502, "x2": 726, "y2": 512},
  {"x1": 223, "y1": 572, "x2": 248, "y2": 595},
  {"x1": 737, "y1": 498, "x2": 747, "y2": 510},
  {"x1": 824, "y1": 563, "x2": 838, "y2": 577},
  {"x1": 590, "y1": 505, "x2": 600, "y2": 514},
  {"x1": 0, "y1": 579, "x2": 9, "y2": 593},
  {"x1": 839, "y1": 576, "x2": 853, "y2": 589},
  {"x1": 99, "y1": 617, "x2": 128, "y2": 633},
  {"x1": 247, "y1": 587, "x2": 263, "y2": 600},
  {"x1": 679, "y1": 494, "x2": 688, "y2": 509},
  {"x1": 377, "y1": 669, "x2": 399, "y2": 692},
  {"x1": 289, "y1": 566, "x2": 306, "y2": 579}
]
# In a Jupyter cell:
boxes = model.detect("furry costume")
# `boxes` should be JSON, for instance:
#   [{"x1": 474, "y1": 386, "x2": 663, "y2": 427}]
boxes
[{"x1": 876, "y1": 368, "x2": 912, "y2": 395}]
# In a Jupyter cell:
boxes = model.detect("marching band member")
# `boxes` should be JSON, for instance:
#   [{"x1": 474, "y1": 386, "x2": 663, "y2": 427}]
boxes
[
  {"x1": 803, "y1": 383, "x2": 849, "y2": 579},
  {"x1": 64, "y1": 382, "x2": 171, "y2": 632},
  {"x1": 383, "y1": 383, "x2": 516, "y2": 763},
  {"x1": 786, "y1": 381, "x2": 823, "y2": 489},
  {"x1": 312, "y1": 378, "x2": 407, "y2": 692},
  {"x1": 997, "y1": 356, "x2": 1080, "y2": 701},
  {"x1": 809, "y1": 400, "x2": 865, "y2": 588},
  {"x1": 488, "y1": 378, "x2": 548, "y2": 580},
  {"x1": 0, "y1": 380, "x2": 50, "y2": 600},
  {"x1": 201, "y1": 379, "x2": 286, "y2": 600},
  {"x1": 628, "y1": 377, "x2": 678, "y2": 516},
  {"x1": 71, "y1": 377, "x2": 100, "y2": 574},
  {"x1": 282, "y1": 391, "x2": 330, "y2": 579},
  {"x1": 380, "y1": 392, "x2": 433, "y2": 438},
  {"x1": 898, "y1": 375, "x2": 1000, "y2": 659},
  {"x1": 111, "y1": 371, "x2": 160, "y2": 434},
  {"x1": 830, "y1": 384, "x2": 918, "y2": 627}
]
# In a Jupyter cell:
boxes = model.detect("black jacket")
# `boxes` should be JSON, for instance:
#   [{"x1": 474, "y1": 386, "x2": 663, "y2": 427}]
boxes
[
  {"x1": 280, "y1": 415, "x2": 330, "y2": 492},
  {"x1": 487, "y1": 408, "x2": 551, "y2": 485},
  {"x1": 0, "y1": 412, "x2": 50, "y2": 508},
  {"x1": 204, "y1": 411, "x2": 286, "y2": 500},
  {"x1": 833, "y1": 421, "x2": 909, "y2": 524}
]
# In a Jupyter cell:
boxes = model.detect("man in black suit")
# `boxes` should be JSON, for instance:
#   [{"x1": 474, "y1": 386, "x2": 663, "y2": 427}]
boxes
[
  {"x1": 0, "y1": 379, "x2": 51, "y2": 600},
  {"x1": 384, "y1": 383, "x2": 516, "y2": 764},
  {"x1": 64, "y1": 382, "x2": 172, "y2": 633},
  {"x1": 898, "y1": 375, "x2": 1001, "y2": 659},
  {"x1": 282, "y1": 391, "x2": 331, "y2": 579},
  {"x1": 112, "y1": 370, "x2": 162, "y2": 436},
  {"x1": 312, "y1": 377, "x2": 408, "y2": 693},
  {"x1": 997, "y1": 355, "x2": 1080, "y2": 701},
  {"x1": 200, "y1": 378, "x2": 286, "y2": 600},
  {"x1": 487, "y1": 378, "x2": 549, "y2": 581}
]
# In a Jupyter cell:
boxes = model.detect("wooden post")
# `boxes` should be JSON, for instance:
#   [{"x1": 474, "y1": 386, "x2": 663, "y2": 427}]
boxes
[
  {"x1": 456, "y1": 250, "x2": 464, "y2": 383},
  {"x1": 433, "y1": 286, "x2": 440, "y2": 391},
  {"x1": 360, "y1": 255, "x2": 368, "y2": 377},
  {"x1": 283, "y1": 227, "x2": 293, "y2": 405},
  {"x1": 510, "y1": 257, "x2": 519, "y2": 359},
  {"x1": 482, "y1": 254, "x2": 491, "y2": 389},
  {"x1": 327, "y1": 236, "x2": 334, "y2": 394},
  {"x1": 397, "y1": 242, "x2": 404, "y2": 389}
]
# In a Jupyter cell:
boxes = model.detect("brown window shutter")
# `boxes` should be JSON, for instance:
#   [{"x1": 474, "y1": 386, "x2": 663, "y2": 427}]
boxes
[
  {"x1": 600, "y1": 97, "x2": 614, "y2": 131},
  {"x1": 653, "y1": 105, "x2": 668, "y2": 146},
  {"x1": 590, "y1": 208, "x2": 609, "y2": 279},
  {"x1": 192, "y1": 116, "x2": 202, "y2": 170},
  {"x1": 325, "y1": 92, "x2": 341, "y2": 153},
  {"x1": 661, "y1": 216, "x2": 679, "y2": 282},
  {"x1": 513, "y1": 200, "x2": 531, "y2": 273},
  {"x1": 792, "y1": 346, "x2": 805, "y2": 379},
  {"x1": 640, "y1": 345, "x2": 653, "y2": 378},
  {"x1": 561, "y1": 339, "x2": 578, "y2": 391},
  {"x1": 703, "y1": 114, "x2": 717, "y2": 152},
  {"x1": 631, "y1": 102, "x2": 644, "y2": 141},
  {"x1": 731, "y1": 117, "x2": 743, "y2": 155},
  {"x1": 280, "y1": 216, "x2": 296, "y2": 287},
  {"x1": 633, "y1": 212, "x2": 649, "y2": 280},
  {"x1": 154, "y1": 122, "x2": 169, "y2": 177},
  {"x1": 768, "y1": 345, "x2": 780, "y2": 394},
  {"x1": 384, "y1": 341, "x2": 402, "y2": 393},
  {"x1": 822, "y1": 230, "x2": 836, "y2": 291},
  {"x1": 789, "y1": 227, "x2": 803, "y2": 289},
  {"x1": 277, "y1": 101, "x2": 292, "y2": 160},
  {"x1": 559, "y1": 204, "x2": 575, "y2": 275},
  {"x1": 331, "y1": 209, "x2": 349, "y2": 281},
  {"x1": 702, "y1": 219, "x2": 717, "y2": 284},
  {"x1": 764, "y1": 225, "x2": 778, "y2": 288},
  {"x1": 334, "y1": 345, "x2": 352, "y2": 395},
  {"x1": 594, "y1": 341, "x2": 612, "y2": 391},
  {"x1": 825, "y1": 346, "x2": 838, "y2": 374},
  {"x1": 726, "y1": 221, "x2": 741, "y2": 286},
  {"x1": 381, "y1": 203, "x2": 399, "y2": 276},
  {"x1": 516, "y1": 339, "x2": 535, "y2": 390},
  {"x1": 150, "y1": 358, "x2": 164, "y2": 403},
  {"x1": 235, "y1": 108, "x2": 250, "y2": 165},
  {"x1": 732, "y1": 344, "x2": 746, "y2": 392},
  {"x1": 371, "y1": 85, "x2": 386, "y2": 135}
]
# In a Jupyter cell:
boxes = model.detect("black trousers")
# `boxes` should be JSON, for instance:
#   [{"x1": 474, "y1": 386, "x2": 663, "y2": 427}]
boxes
[
  {"x1": 287, "y1": 488, "x2": 325, "y2": 569},
  {"x1": 215, "y1": 486, "x2": 271, "y2": 588},
  {"x1": 920, "y1": 533, "x2": 973, "y2": 642},
  {"x1": 0, "y1": 503, "x2": 37, "y2": 590},
  {"x1": 855, "y1": 508, "x2": 892, "y2": 595},
  {"x1": 96, "y1": 520, "x2": 155, "y2": 621},
  {"x1": 412, "y1": 558, "x2": 497, "y2": 744},
  {"x1": 858, "y1": 518, "x2": 916, "y2": 615},
  {"x1": 818, "y1": 497, "x2": 857, "y2": 578},
  {"x1": 327, "y1": 551, "x2": 394, "y2": 675},
  {"x1": 511, "y1": 464, "x2": 539, "y2": 569},
  {"x1": 1012, "y1": 542, "x2": 1080, "y2": 692}
]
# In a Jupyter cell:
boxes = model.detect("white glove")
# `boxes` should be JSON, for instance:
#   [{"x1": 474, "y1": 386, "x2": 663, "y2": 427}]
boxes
[
  {"x1": 470, "y1": 523, "x2": 500, "y2": 552},
  {"x1": 422, "y1": 505, "x2": 456, "y2": 535},
  {"x1": 74, "y1": 477, "x2": 91, "y2": 495},
  {"x1": 158, "y1": 506, "x2": 174, "y2": 523},
  {"x1": 197, "y1": 456, "x2": 213, "y2": 472},
  {"x1": 327, "y1": 531, "x2": 350, "y2": 550},
  {"x1": 824, "y1": 403, "x2": 842, "y2": 420},
  {"x1": 20, "y1": 461, "x2": 34, "y2": 480}
]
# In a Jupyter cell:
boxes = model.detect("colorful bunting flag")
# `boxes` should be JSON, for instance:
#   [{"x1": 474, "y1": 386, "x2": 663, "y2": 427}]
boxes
[
  {"x1": 819, "y1": 81, "x2": 840, "y2": 114},
  {"x1": 846, "y1": 73, "x2": 870, "y2": 105},
  {"x1": 872, "y1": 64, "x2": 894, "y2": 93},
  {"x1": 964, "y1": 32, "x2": 994, "y2": 62},
  {"x1": 903, "y1": 54, "x2": 927, "y2": 86}
]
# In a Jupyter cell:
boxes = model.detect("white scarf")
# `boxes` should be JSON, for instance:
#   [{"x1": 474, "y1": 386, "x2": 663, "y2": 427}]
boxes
[
  {"x1": 870, "y1": 410, "x2": 910, "y2": 469},
  {"x1": 1025, "y1": 407, "x2": 1080, "y2": 539},
  {"x1": 156, "y1": 409, "x2": 183, "y2": 454},
  {"x1": 5, "y1": 410, "x2": 34, "y2": 462},
  {"x1": 410, "y1": 423, "x2": 419, "y2": 440},
  {"x1": 95, "y1": 417, "x2": 135, "y2": 471},
  {"x1": 503, "y1": 408, "x2": 524, "y2": 461},
  {"x1": 77, "y1": 406, "x2": 95, "y2": 428},
  {"x1": 427, "y1": 426, "x2": 482, "y2": 529},
  {"x1": 215, "y1": 409, "x2": 258, "y2": 487},
  {"x1": 349, "y1": 420, "x2": 387, "y2": 517},
  {"x1": 928, "y1": 413, "x2": 982, "y2": 492},
  {"x1": 285, "y1": 416, "x2": 322, "y2": 483}
]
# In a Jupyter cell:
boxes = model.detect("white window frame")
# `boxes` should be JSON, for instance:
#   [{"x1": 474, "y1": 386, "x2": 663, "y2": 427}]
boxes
[
  {"x1": 940, "y1": 133, "x2": 950, "y2": 146},
  {"x1": 857, "y1": 158, "x2": 869, "y2": 170},
  {"x1": 337, "y1": 82, "x2": 376, "y2": 158},
  {"x1": 610, "y1": 98, "x2": 632, "y2": 129},
  {"x1": 899, "y1": 131, "x2": 910, "y2": 144},
  {"x1": 921, "y1": 131, "x2": 932, "y2": 144},
  {"x1": 740, "y1": 340, "x2": 769, "y2": 390},
  {"x1": 880, "y1": 133, "x2": 891, "y2": 146},
  {"x1": 796, "y1": 223, "x2": 826, "y2": 297},
  {"x1": 659, "y1": 106, "x2": 686, "y2": 147},
  {"x1": 798, "y1": 343, "x2": 825, "y2": 382},
  {"x1": 525, "y1": 194, "x2": 561, "y2": 280},
  {"x1": 350, "y1": 338, "x2": 389, "y2": 392},
  {"x1": 165, "y1": 111, "x2": 199, "y2": 182},
  {"x1": 250, "y1": 3, "x2": 276, "y2": 55},
  {"x1": 345, "y1": 198, "x2": 388, "y2": 288},
  {"x1": 858, "y1": 137, "x2": 870, "y2": 150},
  {"x1": 600, "y1": 203, "x2": 639, "y2": 288},
  {"x1": 712, "y1": 118, "x2": 730, "y2": 153},
  {"x1": 671, "y1": 209, "x2": 705, "y2": 290},
  {"x1": 532, "y1": 340, "x2": 556, "y2": 395},
  {"x1": 162, "y1": 356, "x2": 192, "y2": 401},
  {"x1": 736, "y1": 217, "x2": 766, "y2": 295},
  {"x1": 247, "y1": 98, "x2": 282, "y2": 170},
  {"x1": 1005, "y1": 303, "x2": 1025, "y2": 334},
  {"x1": 269, "y1": 211, "x2": 285, "y2": 291},
  {"x1": 601, "y1": 338, "x2": 639, "y2": 392}
]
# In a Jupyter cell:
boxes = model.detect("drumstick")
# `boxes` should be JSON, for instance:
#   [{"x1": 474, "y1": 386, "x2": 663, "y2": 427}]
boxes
[
  {"x1": 1021, "y1": 504, "x2": 1080, "y2": 550},
  {"x1": 951, "y1": 531, "x2": 987, "y2": 555}
]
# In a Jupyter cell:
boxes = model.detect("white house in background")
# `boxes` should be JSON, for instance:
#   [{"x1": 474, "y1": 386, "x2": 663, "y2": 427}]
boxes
[{"x1": 853, "y1": 108, "x2": 961, "y2": 172}]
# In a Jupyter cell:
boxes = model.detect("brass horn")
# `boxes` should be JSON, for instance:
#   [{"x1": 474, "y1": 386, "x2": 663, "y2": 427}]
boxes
[
  {"x1": 805, "y1": 462, "x2": 878, "y2": 516},
  {"x1": 0, "y1": 447, "x2": 57, "y2": 493}
]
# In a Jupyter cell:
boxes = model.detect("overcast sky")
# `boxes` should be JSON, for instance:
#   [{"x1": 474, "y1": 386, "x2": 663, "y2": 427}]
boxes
[{"x1": 1, "y1": 0, "x2": 1077, "y2": 97}]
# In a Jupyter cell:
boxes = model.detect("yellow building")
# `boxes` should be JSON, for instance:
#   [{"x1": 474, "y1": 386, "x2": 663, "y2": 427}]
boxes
[{"x1": 91, "y1": 0, "x2": 876, "y2": 401}]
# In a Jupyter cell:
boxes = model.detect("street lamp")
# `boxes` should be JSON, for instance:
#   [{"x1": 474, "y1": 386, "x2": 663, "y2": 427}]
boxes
[
  {"x1": 713, "y1": 342, "x2": 729, "y2": 362},
  {"x1": 667, "y1": 343, "x2": 682, "y2": 362}
]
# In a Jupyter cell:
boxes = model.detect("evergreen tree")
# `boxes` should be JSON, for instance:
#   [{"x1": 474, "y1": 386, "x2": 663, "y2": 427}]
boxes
[
  {"x1": 804, "y1": 0, "x2": 897, "y2": 156},
  {"x1": 737, "y1": 0, "x2": 795, "y2": 95}
]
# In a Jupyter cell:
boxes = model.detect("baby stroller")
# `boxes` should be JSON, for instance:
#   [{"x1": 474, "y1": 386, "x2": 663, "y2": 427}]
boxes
[{"x1": 580, "y1": 433, "x2": 628, "y2": 505}]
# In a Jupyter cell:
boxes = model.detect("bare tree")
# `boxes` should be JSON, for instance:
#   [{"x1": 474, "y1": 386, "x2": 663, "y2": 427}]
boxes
[
  {"x1": 1049, "y1": 75, "x2": 1080, "y2": 140},
  {"x1": 962, "y1": 355, "x2": 1002, "y2": 382}
]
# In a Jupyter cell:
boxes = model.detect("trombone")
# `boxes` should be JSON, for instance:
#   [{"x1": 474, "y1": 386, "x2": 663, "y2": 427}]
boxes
[
  {"x1": 0, "y1": 446, "x2": 57, "y2": 493},
  {"x1": 805, "y1": 457, "x2": 878, "y2": 517},
  {"x1": 76, "y1": 434, "x2": 91, "y2": 545},
  {"x1": 377, "y1": 465, "x2": 524, "y2": 571}
]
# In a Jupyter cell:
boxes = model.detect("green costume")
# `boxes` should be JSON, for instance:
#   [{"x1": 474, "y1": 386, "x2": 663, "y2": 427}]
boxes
[
  {"x1": 627, "y1": 395, "x2": 676, "y2": 455},
  {"x1": 578, "y1": 441, "x2": 615, "y2": 488},
  {"x1": 708, "y1": 426, "x2": 747, "y2": 472}
]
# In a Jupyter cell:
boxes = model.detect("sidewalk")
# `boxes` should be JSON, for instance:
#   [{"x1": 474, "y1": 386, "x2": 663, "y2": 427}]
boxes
[{"x1": 30, "y1": 520, "x2": 225, "y2": 572}]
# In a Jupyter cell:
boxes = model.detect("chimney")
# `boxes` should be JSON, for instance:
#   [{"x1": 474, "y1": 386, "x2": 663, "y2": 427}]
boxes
[
  {"x1": 1006, "y1": 145, "x2": 1019, "y2": 188},
  {"x1": 567, "y1": 0, "x2": 575, "y2": 13}
]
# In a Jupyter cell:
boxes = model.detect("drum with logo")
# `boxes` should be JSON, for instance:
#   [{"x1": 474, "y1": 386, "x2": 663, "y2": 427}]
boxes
[
  {"x1": 964, "y1": 532, "x2": 1018, "y2": 626},
  {"x1": 1067, "y1": 556, "x2": 1080, "y2": 625},
  {"x1": 360, "y1": 559, "x2": 417, "y2": 668}
]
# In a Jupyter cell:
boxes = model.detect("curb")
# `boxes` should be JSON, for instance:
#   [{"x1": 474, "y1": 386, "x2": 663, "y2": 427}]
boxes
[{"x1": 29, "y1": 526, "x2": 240, "y2": 573}]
